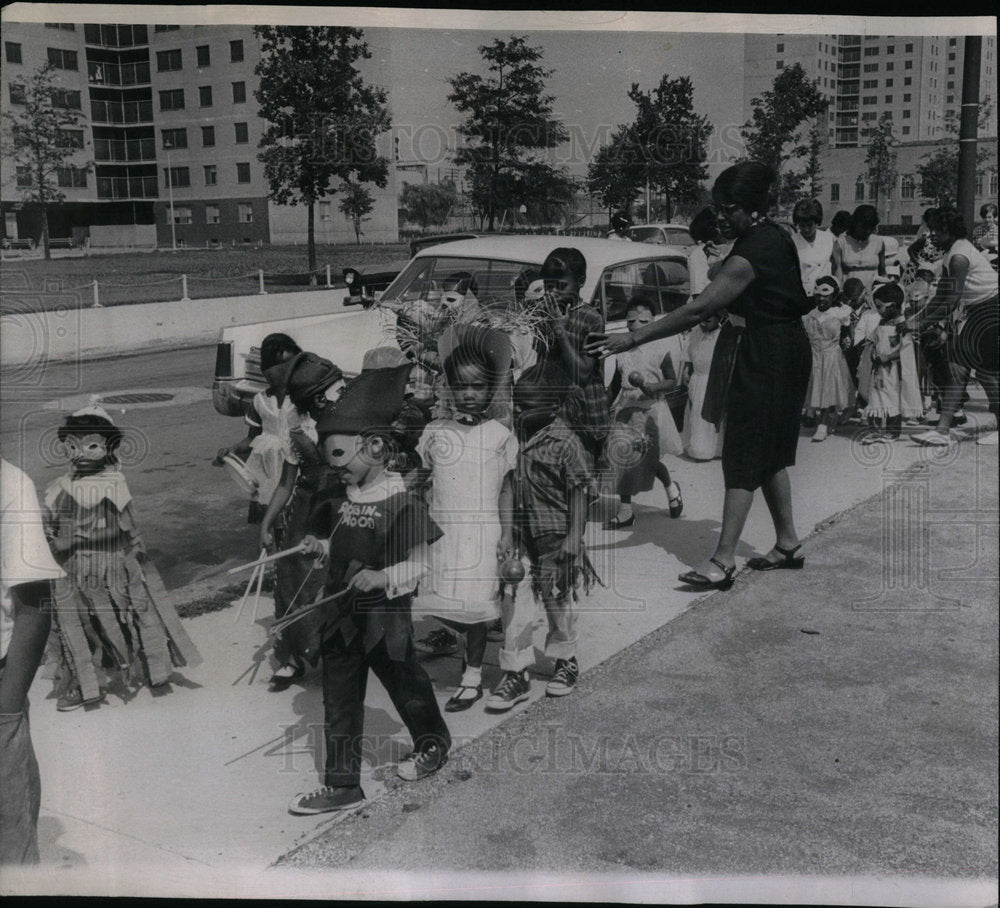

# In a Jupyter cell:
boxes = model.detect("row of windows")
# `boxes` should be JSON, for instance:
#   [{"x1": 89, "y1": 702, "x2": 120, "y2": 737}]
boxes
[
  {"x1": 159, "y1": 82, "x2": 245, "y2": 111},
  {"x1": 164, "y1": 163, "x2": 252, "y2": 187},
  {"x1": 156, "y1": 40, "x2": 243, "y2": 72},
  {"x1": 8, "y1": 83, "x2": 82, "y2": 108},
  {"x1": 829, "y1": 171, "x2": 997, "y2": 203},
  {"x1": 15, "y1": 166, "x2": 88, "y2": 188},
  {"x1": 160, "y1": 123, "x2": 250, "y2": 148},
  {"x1": 169, "y1": 203, "x2": 255, "y2": 225}
]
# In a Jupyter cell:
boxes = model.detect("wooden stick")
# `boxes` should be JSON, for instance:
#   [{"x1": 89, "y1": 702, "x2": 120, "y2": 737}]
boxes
[
  {"x1": 268, "y1": 586, "x2": 351, "y2": 638},
  {"x1": 235, "y1": 556, "x2": 264, "y2": 623},
  {"x1": 226, "y1": 543, "x2": 306, "y2": 575}
]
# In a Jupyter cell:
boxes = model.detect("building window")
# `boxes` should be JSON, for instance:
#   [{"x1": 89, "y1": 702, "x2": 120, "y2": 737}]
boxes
[
  {"x1": 885, "y1": 95, "x2": 893, "y2": 103},
  {"x1": 9, "y1": 83, "x2": 26, "y2": 104},
  {"x1": 901, "y1": 215, "x2": 913, "y2": 226},
  {"x1": 159, "y1": 88, "x2": 185, "y2": 111},
  {"x1": 948, "y1": 52, "x2": 956, "y2": 61},
  {"x1": 196, "y1": 44, "x2": 210, "y2": 67},
  {"x1": 319, "y1": 201, "x2": 332, "y2": 221},
  {"x1": 51, "y1": 88, "x2": 81, "y2": 109},
  {"x1": 991, "y1": 172, "x2": 998, "y2": 196},
  {"x1": 885, "y1": 78, "x2": 893, "y2": 87},
  {"x1": 5, "y1": 41, "x2": 22, "y2": 64},
  {"x1": 863, "y1": 63, "x2": 879, "y2": 72},
  {"x1": 949, "y1": 37, "x2": 957, "y2": 46},
  {"x1": 162, "y1": 128, "x2": 187, "y2": 149},
  {"x1": 901, "y1": 175, "x2": 915, "y2": 199},
  {"x1": 886, "y1": 45, "x2": 894, "y2": 54},
  {"x1": 903, "y1": 109, "x2": 911, "y2": 119},
  {"x1": 863, "y1": 79, "x2": 877, "y2": 88},
  {"x1": 232, "y1": 81, "x2": 246, "y2": 103},
  {"x1": 45, "y1": 23, "x2": 76, "y2": 30},
  {"x1": 234, "y1": 122, "x2": 249, "y2": 144},
  {"x1": 830, "y1": 183, "x2": 840, "y2": 203},
  {"x1": 239, "y1": 203, "x2": 253, "y2": 223},
  {"x1": 905, "y1": 77, "x2": 913, "y2": 86},
  {"x1": 155, "y1": 25, "x2": 180, "y2": 32},
  {"x1": 864, "y1": 47, "x2": 878, "y2": 56},
  {"x1": 57, "y1": 167, "x2": 88, "y2": 188},
  {"x1": 16, "y1": 166, "x2": 32, "y2": 188},
  {"x1": 156, "y1": 49, "x2": 182, "y2": 72},
  {"x1": 905, "y1": 43, "x2": 913, "y2": 52},
  {"x1": 903, "y1": 93, "x2": 911, "y2": 102},
  {"x1": 862, "y1": 112, "x2": 877, "y2": 122},
  {"x1": 947, "y1": 81, "x2": 955, "y2": 89},
  {"x1": 57, "y1": 129, "x2": 85, "y2": 148},
  {"x1": 201, "y1": 125, "x2": 215, "y2": 147},
  {"x1": 946, "y1": 95, "x2": 954, "y2": 104},
  {"x1": 902, "y1": 126, "x2": 911, "y2": 135},
  {"x1": 164, "y1": 166, "x2": 190, "y2": 188},
  {"x1": 855, "y1": 178, "x2": 865, "y2": 201},
  {"x1": 776, "y1": 60, "x2": 783, "y2": 69},
  {"x1": 206, "y1": 204, "x2": 220, "y2": 224},
  {"x1": 199, "y1": 85, "x2": 213, "y2": 107},
  {"x1": 230, "y1": 39, "x2": 244, "y2": 62},
  {"x1": 904, "y1": 60, "x2": 912, "y2": 70},
  {"x1": 204, "y1": 165, "x2": 217, "y2": 186},
  {"x1": 863, "y1": 96, "x2": 877, "y2": 105},
  {"x1": 47, "y1": 47, "x2": 78, "y2": 70},
  {"x1": 777, "y1": 43, "x2": 784, "y2": 52},
  {"x1": 236, "y1": 162, "x2": 251, "y2": 183},
  {"x1": 169, "y1": 206, "x2": 193, "y2": 225}
]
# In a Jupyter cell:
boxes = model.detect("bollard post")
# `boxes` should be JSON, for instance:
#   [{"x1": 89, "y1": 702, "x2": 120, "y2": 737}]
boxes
[
  {"x1": 92, "y1": 279, "x2": 101, "y2": 308},
  {"x1": 326, "y1": 264, "x2": 331, "y2": 287},
  {"x1": 181, "y1": 274, "x2": 190, "y2": 301},
  {"x1": 259, "y1": 269, "x2": 267, "y2": 295}
]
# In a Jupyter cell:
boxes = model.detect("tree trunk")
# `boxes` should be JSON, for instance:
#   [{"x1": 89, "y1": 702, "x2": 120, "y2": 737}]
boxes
[
  {"x1": 354, "y1": 217, "x2": 361, "y2": 244},
  {"x1": 663, "y1": 192, "x2": 672, "y2": 224},
  {"x1": 40, "y1": 204, "x2": 51, "y2": 261},
  {"x1": 307, "y1": 201, "x2": 316, "y2": 285}
]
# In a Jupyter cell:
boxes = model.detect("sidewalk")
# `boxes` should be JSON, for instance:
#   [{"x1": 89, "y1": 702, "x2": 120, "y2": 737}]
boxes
[{"x1": 3, "y1": 425, "x2": 996, "y2": 901}]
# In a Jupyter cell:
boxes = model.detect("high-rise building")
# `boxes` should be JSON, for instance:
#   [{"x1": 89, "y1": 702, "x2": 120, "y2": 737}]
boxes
[{"x1": 1, "y1": 21, "x2": 399, "y2": 247}]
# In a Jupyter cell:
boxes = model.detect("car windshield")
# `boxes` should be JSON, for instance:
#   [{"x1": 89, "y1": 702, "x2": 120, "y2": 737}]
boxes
[
  {"x1": 380, "y1": 255, "x2": 542, "y2": 312},
  {"x1": 629, "y1": 226, "x2": 695, "y2": 247}
]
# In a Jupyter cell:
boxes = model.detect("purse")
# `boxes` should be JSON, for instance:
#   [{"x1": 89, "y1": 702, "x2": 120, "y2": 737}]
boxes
[{"x1": 700, "y1": 317, "x2": 744, "y2": 429}]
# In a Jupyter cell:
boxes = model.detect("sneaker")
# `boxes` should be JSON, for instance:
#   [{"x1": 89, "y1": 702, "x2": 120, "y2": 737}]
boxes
[
  {"x1": 545, "y1": 657, "x2": 579, "y2": 697},
  {"x1": 57, "y1": 688, "x2": 84, "y2": 712},
  {"x1": 811, "y1": 424, "x2": 829, "y2": 442},
  {"x1": 923, "y1": 409, "x2": 940, "y2": 424},
  {"x1": 976, "y1": 430, "x2": 999, "y2": 446},
  {"x1": 414, "y1": 628, "x2": 458, "y2": 657},
  {"x1": 486, "y1": 617, "x2": 504, "y2": 642},
  {"x1": 287, "y1": 785, "x2": 365, "y2": 815},
  {"x1": 485, "y1": 670, "x2": 531, "y2": 711},
  {"x1": 913, "y1": 429, "x2": 955, "y2": 447},
  {"x1": 953, "y1": 409, "x2": 968, "y2": 426},
  {"x1": 860, "y1": 432, "x2": 886, "y2": 446},
  {"x1": 397, "y1": 743, "x2": 448, "y2": 781}
]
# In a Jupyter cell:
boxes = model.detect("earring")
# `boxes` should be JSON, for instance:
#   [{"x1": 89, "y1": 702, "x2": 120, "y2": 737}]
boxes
[{"x1": 751, "y1": 211, "x2": 760, "y2": 224}]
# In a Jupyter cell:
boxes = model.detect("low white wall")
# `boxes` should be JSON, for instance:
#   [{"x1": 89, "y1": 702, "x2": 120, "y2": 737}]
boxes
[
  {"x1": 0, "y1": 290, "x2": 349, "y2": 368},
  {"x1": 89, "y1": 224, "x2": 158, "y2": 248}
]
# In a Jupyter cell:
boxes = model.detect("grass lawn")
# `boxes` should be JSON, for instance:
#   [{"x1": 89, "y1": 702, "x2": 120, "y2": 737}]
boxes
[{"x1": 0, "y1": 243, "x2": 409, "y2": 312}]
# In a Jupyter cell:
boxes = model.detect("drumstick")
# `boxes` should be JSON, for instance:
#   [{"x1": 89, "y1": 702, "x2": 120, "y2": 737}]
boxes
[
  {"x1": 227, "y1": 543, "x2": 307, "y2": 575},
  {"x1": 235, "y1": 550, "x2": 266, "y2": 623},
  {"x1": 268, "y1": 586, "x2": 352, "y2": 638},
  {"x1": 251, "y1": 555, "x2": 265, "y2": 618}
]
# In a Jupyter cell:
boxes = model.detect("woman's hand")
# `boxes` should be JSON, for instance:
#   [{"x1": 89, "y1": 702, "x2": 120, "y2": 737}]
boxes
[
  {"x1": 584, "y1": 332, "x2": 633, "y2": 358},
  {"x1": 349, "y1": 569, "x2": 388, "y2": 592}
]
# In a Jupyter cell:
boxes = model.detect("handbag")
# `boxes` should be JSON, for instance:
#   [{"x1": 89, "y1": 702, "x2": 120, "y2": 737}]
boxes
[{"x1": 700, "y1": 317, "x2": 743, "y2": 429}]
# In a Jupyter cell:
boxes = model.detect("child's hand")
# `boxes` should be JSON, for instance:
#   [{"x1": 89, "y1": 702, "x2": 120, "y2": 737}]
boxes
[
  {"x1": 260, "y1": 526, "x2": 276, "y2": 554},
  {"x1": 50, "y1": 534, "x2": 75, "y2": 555},
  {"x1": 349, "y1": 569, "x2": 388, "y2": 592},
  {"x1": 299, "y1": 535, "x2": 328, "y2": 561},
  {"x1": 558, "y1": 535, "x2": 583, "y2": 560},
  {"x1": 496, "y1": 533, "x2": 515, "y2": 560}
]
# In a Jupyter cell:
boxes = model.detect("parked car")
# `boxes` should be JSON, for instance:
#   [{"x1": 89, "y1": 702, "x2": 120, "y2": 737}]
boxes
[
  {"x1": 627, "y1": 223, "x2": 695, "y2": 249},
  {"x1": 213, "y1": 235, "x2": 691, "y2": 417}
]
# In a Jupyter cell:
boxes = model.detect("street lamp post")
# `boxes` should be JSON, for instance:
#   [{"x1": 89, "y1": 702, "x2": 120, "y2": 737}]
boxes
[{"x1": 164, "y1": 140, "x2": 177, "y2": 252}]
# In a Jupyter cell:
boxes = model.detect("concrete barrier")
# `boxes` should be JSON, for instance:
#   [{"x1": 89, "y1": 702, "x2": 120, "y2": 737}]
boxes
[{"x1": 0, "y1": 289, "x2": 349, "y2": 368}]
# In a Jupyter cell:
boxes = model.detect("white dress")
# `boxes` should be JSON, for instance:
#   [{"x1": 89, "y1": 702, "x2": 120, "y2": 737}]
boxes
[
  {"x1": 793, "y1": 229, "x2": 835, "y2": 296},
  {"x1": 862, "y1": 324, "x2": 923, "y2": 419},
  {"x1": 611, "y1": 337, "x2": 684, "y2": 458},
  {"x1": 244, "y1": 391, "x2": 295, "y2": 502},
  {"x1": 412, "y1": 418, "x2": 518, "y2": 625},
  {"x1": 679, "y1": 326, "x2": 724, "y2": 460},
  {"x1": 803, "y1": 305, "x2": 854, "y2": 410}
]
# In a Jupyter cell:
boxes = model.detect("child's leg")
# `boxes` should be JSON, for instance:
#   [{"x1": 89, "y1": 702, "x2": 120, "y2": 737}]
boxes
[
  {"x1": 370, "y1": 637, "x2": 451, "y2": 757},
  {"x1": 541, "y1": 593, "x2": 578, "y2": 662},
  {"x1": 654, "y1": 461, "x2": 672, "y2": 487},
  {"x1": 320, "y1": 633, "x2": 369, "y2": 789},
  {"x1": 498, "y1": 589, "x2": 536, "y2": 673},
  {"x1": 886, "y1": 414, "x2": 902, "y2": 439},
  {"x1": 463, "y1": 622, "x2": 488, "y2": 671}
]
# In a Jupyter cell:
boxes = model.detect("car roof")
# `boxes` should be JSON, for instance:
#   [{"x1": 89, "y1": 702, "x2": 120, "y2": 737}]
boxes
[{"x1": 629, "y1": 223, "x2": 691, "y2": 231}]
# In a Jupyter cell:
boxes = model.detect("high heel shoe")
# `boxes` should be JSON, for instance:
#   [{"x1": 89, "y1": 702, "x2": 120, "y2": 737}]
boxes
[
  {"x1": 746, "y1": 543, "x2": 805, "y2": 571},
  {"x1": 678, "y1": 557, "x2": 736, "y2": 591}
]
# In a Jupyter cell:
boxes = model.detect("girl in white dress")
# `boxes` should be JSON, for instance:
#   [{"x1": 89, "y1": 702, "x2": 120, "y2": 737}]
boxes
[
  {"x1": 412, "y1": 331, "x2": 518, "y2": 712},
  {"x1": 802, "y1": 276, "x2": 854, "y2": 442},
  {"x1": 680, "y1": 314, "x2": 725, "y2": 460}
]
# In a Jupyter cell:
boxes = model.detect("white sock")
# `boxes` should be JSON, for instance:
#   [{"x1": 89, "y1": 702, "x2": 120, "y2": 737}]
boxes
[
  {"x1": 616, "y1": 503, "x2": 633, "y2": 520},
  {"x1": 460, "y1": 665, "x2": 482, "y2": 688}
]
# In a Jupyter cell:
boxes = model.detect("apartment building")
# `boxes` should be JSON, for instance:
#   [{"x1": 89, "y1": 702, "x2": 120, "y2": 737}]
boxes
[{"x1": 1, "y1": 21, "x2": 399, "y2": 247}]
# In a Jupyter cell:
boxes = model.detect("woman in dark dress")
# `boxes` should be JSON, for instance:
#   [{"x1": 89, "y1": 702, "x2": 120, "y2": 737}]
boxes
[{"x1": 586, "y1": 161, "x2": 813, "y2": 589}]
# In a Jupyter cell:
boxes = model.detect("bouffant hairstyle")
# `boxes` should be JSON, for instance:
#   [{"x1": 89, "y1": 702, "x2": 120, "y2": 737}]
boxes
[
  {"x1": 792, "y1": 198, "x2": 824, "y2": 225},
  {"x1": 873, "y1": 282, "x2": 905, "y2": 307},
  {"x1": 850, "y1": 205, "x2": 880, "y2": 234},
  {"x1": 921, "y1": 207, "x2": 938, "y2": 226},
  {"x1": 830, "y1": 211, "x2": 852, "y2": 236},
  {"x1": 712, "y1": 161, "x2": 775, "y2": 216},
  {"x1": 981, "y1": 202, "x2": 998, "y2": 218},
  {"x1": 260, "y1": 333, "x2": 301, "y2": 373},
  {"x1": 927, "y1": 207, "x2": 968, "y2": 241},
  {"x1": 540, "y1": 247, "x2": 587, "y2": 287},
  {"x1": 57, "y1": 413, "x2": 123, "y2": 460},
  {"x1": 688, "y1": 207, "x2": 719, "y2": 244}
]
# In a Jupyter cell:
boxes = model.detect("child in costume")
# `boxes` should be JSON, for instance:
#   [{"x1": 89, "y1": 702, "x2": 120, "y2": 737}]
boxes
[
  {"x1": 840, "y1": 276, "x2": 881, "y2": 416},
  {"x1": 411, "y1": 328, "x2": 518, "y2": 712},
  {"x1": 214, "y1": 333, "x2": 301, "y2": 523},
  {"x1": 860, "y1": 283, "x2": 923, "y2": 442},
  {"x1": 43, "y1": 408, "x2": 200, "y2": 710},
  {"x1": 679, "y1": 313, "x2": 725, "y2": 460},
  {"x1": 485, "y1": 360, "x2": 600, "y2": 710},
  {"x1": 802, "y1": 276, "x2": 854, "y2": 442},
  {"x1": 288, "y1": 366, "x2": 450, "y2": 815},
  {"x1": 604, "y1": 296, "x2": 684, "y2": 529},
  {"x1": 258, "y1": 353, "x2": 345, "y2": 691}
]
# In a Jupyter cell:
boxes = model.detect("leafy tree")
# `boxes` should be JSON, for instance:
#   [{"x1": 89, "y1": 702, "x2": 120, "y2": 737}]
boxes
[
  {"x1": 864, "y1": 113, "x2": 898, "y2": 220},
  {"x1": 254, "y1": 26, "x2": 390, "y2": 274},
  {"x1": 628, "y1": 75, "x2": 712, "y2": 222},
  {"x1": 741, "y1": 64, "x2": 829, "y2": 210},
  {"x1": 586, "y1": 124, "x2": 645, "y2": 217},
  {"x1": 1, "y1": 63, "x2": 90, "y2": 259},
  {"x1": 399, "y1": 181, "x2": 457, "y2": 228},
  {"x1": 917, "y1": 98, "x2": 994, "y2": 208},
  {"x1": 337, "y1": 180, "x2": 375, "y2": 243},
  {"x1": 448, "y1": 36, "x2": 574, "y2": 231},
  {"x1": 802, "y1": 117, "x2": 826, "y2": 201}
]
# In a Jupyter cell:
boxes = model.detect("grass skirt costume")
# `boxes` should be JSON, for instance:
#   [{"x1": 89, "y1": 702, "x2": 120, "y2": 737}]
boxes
[{"x1": 43, "y1": 470, "x2": 200, "y2": 702}]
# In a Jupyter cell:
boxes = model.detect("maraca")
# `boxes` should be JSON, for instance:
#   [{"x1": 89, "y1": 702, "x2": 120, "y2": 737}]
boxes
[
  {"x1": 628, "y1": 370, "x2": 646, "y2": 388},
  {"x1": 499, "y1": 556, "x2": 526, "y2": 584}
]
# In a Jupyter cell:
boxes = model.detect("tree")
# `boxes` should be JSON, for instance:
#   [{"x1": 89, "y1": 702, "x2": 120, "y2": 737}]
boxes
[
  {"x1": 628, "y1": 75, "x2": 712, "y2": 222},
  {"x1": 254, "y1": 26, "x2": 390, "y2": 274},
  {"x1": 337, "y1": 180, "x2": 375, "y2": 243},
  {"x1": 1, "y1": 63, "x2": 90, "y2": 259},
  {"x1": 864, "y1": 113, "x2": 898, "y2": 221},
  {"x1": 586, "y1": 125, "x2": 645, "y2": 217},
  {"x1": 399, "y1": 181, "x2": 457, "y2": 228},
  {"x1": 917, "y1": 99, "x2": 993, "y2": 208},
  {"x1": 448, "y1": 36, "x2": 575, "y2": 231},
  {"x1": 741, "y1": 64, "x2": 829, "y2": 210},
  {"x1": 802, "y1": 117, "x2": 825, "y2": 201}
]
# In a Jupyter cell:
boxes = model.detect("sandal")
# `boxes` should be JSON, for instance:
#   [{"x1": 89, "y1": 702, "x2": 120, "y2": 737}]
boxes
[
  {"x1": 678, "y1": 557, "x2": 736, "y2": 591},
  {"x1": 666, "y1": 482, "x2": 683, "y2": 519},
  {"x1": 445, "y1": 684, "x2": 483, "y2": 712},
  {"x1": 747, "y1": 543, "x2": 805, "y2": 571},
  {"x1": 603, "y1": 513, "x2": 635, "y2": 530}
]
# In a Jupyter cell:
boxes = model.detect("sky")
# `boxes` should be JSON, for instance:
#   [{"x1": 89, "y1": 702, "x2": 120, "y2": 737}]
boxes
[{"x1": 360, "y1": 28, "x2": 747, "y2": 181}]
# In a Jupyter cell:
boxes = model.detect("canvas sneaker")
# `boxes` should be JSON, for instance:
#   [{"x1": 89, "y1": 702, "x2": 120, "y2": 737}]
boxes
[
  {"x1": 545, "y1": 657, "x2": 579, "y2": 697},
  {"x1": 976, "y1": 430, "x2": 999, "y2": 446},
  {"x1": 485, "y1": 670, "x2": 531, "y2": 711},
  {"x1": 414, "y1": 628, "x2": 458, "y2": 657},
  {"x1": 913, "y1": 429, "x2": 956, "y2": 447},
  {"x1": 811, "y1": 424, "x2": 829, "y2": 442},
  {"x1": 287, "y1": 785, "x2": 365, "y2": 815},
  {"x1": 397, "y1": 743, "x2": 448, "y2": 781}
]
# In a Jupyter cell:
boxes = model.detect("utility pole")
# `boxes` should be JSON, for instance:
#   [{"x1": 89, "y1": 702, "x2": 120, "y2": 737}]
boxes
[
  {"x1": 957, "y1": 36, "x2": 982, "y2": 231},
  {"x1": 164, "y1": 140, "x2": 177, "y2": 252}
]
